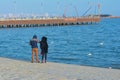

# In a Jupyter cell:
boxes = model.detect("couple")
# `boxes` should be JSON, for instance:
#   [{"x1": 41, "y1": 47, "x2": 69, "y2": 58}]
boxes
[{"x1": 29, "y1": 35, "x2": 48, "y2": 63}]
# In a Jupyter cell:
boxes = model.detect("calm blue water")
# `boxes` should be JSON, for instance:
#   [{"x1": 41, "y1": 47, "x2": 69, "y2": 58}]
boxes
[{"x1": 0, "y1": 18, "x2": 120, "y2": 69}]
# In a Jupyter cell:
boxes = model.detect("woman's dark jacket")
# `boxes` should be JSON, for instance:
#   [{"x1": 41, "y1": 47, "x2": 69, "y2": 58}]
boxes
[{"x1": 40, "y1": 37, "x2": 48, "y2": 53}]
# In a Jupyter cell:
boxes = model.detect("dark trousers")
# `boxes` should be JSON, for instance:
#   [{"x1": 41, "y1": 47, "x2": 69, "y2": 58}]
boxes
[{"x1": 42, "y1": 53, "x2": 47, "y2": 62}]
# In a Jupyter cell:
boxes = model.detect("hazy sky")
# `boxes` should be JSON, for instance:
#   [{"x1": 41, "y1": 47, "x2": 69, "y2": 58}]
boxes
[{"x1": 0, "y1": 0, "x2": 119, "y2": 16}]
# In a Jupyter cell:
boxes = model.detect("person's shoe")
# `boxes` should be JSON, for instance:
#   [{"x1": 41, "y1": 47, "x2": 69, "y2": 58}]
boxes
[{"x1": 41, "y1": 61, "x2": 44, "y2": 63}]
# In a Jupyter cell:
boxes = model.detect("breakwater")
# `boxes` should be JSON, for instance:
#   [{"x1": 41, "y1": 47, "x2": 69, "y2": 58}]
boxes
[{"x1": 0, "y1": 17, "x2": 100, "y2": 28}]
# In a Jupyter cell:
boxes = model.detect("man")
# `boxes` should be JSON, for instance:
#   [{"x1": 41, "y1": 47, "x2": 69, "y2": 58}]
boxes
[{"x1": 30, "y1": 35, "x2": 39, "y2": 63}]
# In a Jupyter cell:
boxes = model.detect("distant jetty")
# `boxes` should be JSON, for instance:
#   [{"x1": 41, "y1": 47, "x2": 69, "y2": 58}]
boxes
[
  {"x1": 0, "y1": 17, "x2": 100, "y2": 28},
  {"x1": 99, "y1": 14, "x2": 120, "y2": 18},
  {"x1": 87, "y1": 14, "x2": 120, "y2": 18}
]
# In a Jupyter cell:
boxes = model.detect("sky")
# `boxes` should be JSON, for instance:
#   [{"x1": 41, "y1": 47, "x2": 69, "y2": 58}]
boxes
[{"x1": 0, "y1": 0, "x2": 120, "y2": 17}]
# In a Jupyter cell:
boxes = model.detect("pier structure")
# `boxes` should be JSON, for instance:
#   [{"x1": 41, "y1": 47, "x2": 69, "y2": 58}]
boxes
[{"x1": 0, "y1": 17, "x2": 100, "y2": 28}]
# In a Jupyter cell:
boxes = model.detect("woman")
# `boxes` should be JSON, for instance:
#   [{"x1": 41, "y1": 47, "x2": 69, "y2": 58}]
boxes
[{"x1": 40, "y1": 36, "x2": 48, "y2": 63}]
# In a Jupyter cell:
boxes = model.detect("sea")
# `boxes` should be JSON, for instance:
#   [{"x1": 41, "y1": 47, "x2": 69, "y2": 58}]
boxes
[{"x1": 0, "y1": 18, "x2": 120, "y2": 69}]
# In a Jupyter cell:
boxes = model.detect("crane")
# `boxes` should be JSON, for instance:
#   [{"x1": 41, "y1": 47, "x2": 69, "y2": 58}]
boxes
[{"x1": 63, "y1": 5, "x2": 79, "y2": 18}]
